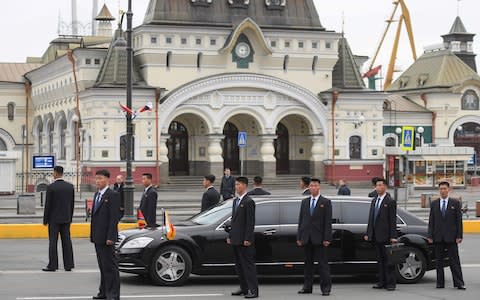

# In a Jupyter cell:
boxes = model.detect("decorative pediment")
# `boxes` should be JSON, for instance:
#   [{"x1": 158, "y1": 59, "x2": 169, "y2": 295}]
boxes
[
  {"x1": 191, "y1": 0, "x2": 213, "y2": 6},
  {"x1": 265, "y1": 0, "x2": 286, "y2": 10},
  {"x1": 228, "y1": 0, "x2": 249, "y2": 9},
  {"x1": 219, "y1": 18, "x2": 272, "y2": 56}
]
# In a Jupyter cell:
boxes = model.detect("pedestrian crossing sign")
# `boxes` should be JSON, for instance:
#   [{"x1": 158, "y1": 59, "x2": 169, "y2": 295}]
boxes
[
  {"x1": 238, "y1": 131, "x2": 247, "y2": 148},
  {"x1": 401, "y1": 126, "x2": 414, "y2": 151}
]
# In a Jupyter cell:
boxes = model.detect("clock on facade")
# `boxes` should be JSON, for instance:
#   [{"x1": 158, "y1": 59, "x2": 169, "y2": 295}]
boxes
[{"x1": 235, "y1": 42, "x2": 251, "y2": 58}]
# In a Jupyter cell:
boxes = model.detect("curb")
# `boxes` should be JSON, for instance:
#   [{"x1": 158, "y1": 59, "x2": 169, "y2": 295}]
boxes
[{"x1": 1, "y1": 221, "x2": 480, "y2": 239}]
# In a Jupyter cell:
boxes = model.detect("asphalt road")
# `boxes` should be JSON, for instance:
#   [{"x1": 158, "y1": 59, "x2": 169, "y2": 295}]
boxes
[{"x1": 0, "y1": 236, "x2": 479, "y2": 300}]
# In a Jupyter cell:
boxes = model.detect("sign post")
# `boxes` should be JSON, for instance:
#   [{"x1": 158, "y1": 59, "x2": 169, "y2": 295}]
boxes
[
  {"x1": 401, "y1": 126, "x2": 415, "y2": 203},
  {"x1": 238, "y1": 131, "x2": 247, "y2": 176}
]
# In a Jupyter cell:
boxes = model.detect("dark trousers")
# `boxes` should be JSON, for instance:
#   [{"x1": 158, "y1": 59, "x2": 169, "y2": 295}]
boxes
[
  {"x1": 47, "y1": 223, "x2": 74, "y2": 270},
  {"x1": 233, "y1": 245, "x2": 258, "y2": 294},
  {"x1": 434, "y1": 242, "x2": 464, "y2": 287},
  {"x1": 375, "y1": 242, "x2": 396, "y2": 288},
  {"x1": 95, "y1": 243, "x2": 120, "y2": 300},
  {"x1": 303, "y1": 242, "x2": 331, "y2": 293}
]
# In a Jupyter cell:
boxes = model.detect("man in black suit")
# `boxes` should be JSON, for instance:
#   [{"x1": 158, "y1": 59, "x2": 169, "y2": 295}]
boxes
[
  {"x1": 139, "y1": 173, "x2": 158, "y2": 227},
  {"x1": 91, "y1": 169, "x2": 120, "y2": 300},
  {"x1": 296, "y1": 178, "x2": 332, "y2": 296},
  {"x1": 247, "y1": 176, "x2": 271, "y2": 196},
  {"x1": 220, "y1": 167, "x2": 236, "y2": 200},
  {"x1": 42, "y1": 165, "x2": 75, "y2": 272},
  {"x1": 364, "y1": 178, "x2": 398, "y2": 291},
  {"x1": 368, "y1": 177, "x2": 380, "y2": 198},
  {"x1": 113, "y1": 174, "x2": 125, "y2": 220},
  {"x1": 427, "y1": 181, "x2": 465, "y2": 290},
  {"x1": 227, "y1": 176, "x2": 258, "y2": 298},
  {"x1": 201, "y1": 174, "x2": 220, "y2": 212},
  {"x1": 300, "y1": 176, "x2": 311, "y2": 196}
]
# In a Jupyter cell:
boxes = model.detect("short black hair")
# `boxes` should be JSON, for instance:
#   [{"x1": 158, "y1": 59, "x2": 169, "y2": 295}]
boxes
[
  {"x1": 371, "y1": 177, "x2": 380, "y2": 185},
  {"x1": 53, "y1": 165, "x2": 64, "y2": 175},
  {"x1": 438, "y1": 181, "x2": 450, "y2": 188},
  {"x1": 204, "y1": 174, "x2": 215, "y2": 183},
  {"x1": 301, "y1": 176, "x2": 311, "y2": 185},
  {"x1": 142, "y1": 173, "x2": 153, "y2": 180},
  {"x1": 96, "y1": 169, "x2": 110, "y2": 178},
  {"x1": 236, "y1": 176, "x2": 248, "y2": 185},
  {"x1": 253, "y1": 176, "x2": 263, "y2": 184},
  {"x1": 310, "y1": 178, "x2": 321, "y2": 184},
  {"x1": 375, "y1": 178, "x2": 387, "y2": 185}
]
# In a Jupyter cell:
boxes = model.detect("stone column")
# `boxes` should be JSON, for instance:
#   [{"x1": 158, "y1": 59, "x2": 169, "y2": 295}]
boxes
[
  {"x1": 159, "y1": 134, "x2": 170, "y2": 184},
  {"x1": 207, "y1": 134, "x2": 224, "y2": 179},
  {"x1": 259, "y1": 134, "x2": 277, "y2": 179},
  {"x1": 310, "y1": 135, "x2": 325, "y2": 179}
]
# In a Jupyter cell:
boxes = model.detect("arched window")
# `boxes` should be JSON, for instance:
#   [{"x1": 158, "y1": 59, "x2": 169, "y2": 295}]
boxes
[
  {"x1": 166, "y1": 51, "x2": 172, "y2": 69},
  {"x1": 7, "y1": 102, "x2": 15, "y2": 121},
  {"x1": 283, "y1": 55, "x2": 289, "y2": 71},
  {"x1": 0, "y1": 138, "x2": 7, "y2": 151},
  {"x1": 120, "y1": 135, "x2": 135, "y2": 161},
  {"x1": 385, "y1": 137, "x2": 396, "y2": 147},
  {"x1": 197, "y1": 52, "x2": 203, "y2": 69},
  {"x1": 462, "y1": 89, "x2": 479, "y2": 110},
  {"x1": 349, "y1": 135, "x2": 361, "y2": 159},
  {"x1": 59, "y1": 119, "x2": 67, "y2": 160},
  {"x1": 312, "y1": 56, "x2": 318, "y2": 72}
]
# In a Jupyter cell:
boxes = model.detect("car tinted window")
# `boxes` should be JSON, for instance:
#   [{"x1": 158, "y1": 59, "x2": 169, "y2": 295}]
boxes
[
  {"x1": 256, "y1": 202, "x2": 279, "y2": 225},
  {"x1": 279, "y1": 201, "x2": 301, "y2": 224},
  {"x1": 341, "y1": 201, "x2": 370, "y2": 224},
  {"x1": 189, "y1": 200, "x2": 232, "y2": 225}
]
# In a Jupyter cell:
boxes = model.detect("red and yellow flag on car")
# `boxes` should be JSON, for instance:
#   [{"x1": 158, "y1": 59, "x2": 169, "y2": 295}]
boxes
[
  {"x1": 163, "y1": 209, "x2": 176, "y2": 240},
  {"x1": 137, "y1": 209, "x2": 146, "y2": 229}
]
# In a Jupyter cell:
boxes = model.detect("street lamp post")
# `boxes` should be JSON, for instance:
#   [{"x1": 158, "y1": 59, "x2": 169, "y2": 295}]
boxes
[{"x1": 123, "y1": 0, "x2": 135, "y2": 222}]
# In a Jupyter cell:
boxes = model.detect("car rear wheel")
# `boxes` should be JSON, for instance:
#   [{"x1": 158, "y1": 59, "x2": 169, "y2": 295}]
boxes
[
  {"x1": 149, "y1": 245, "x2": 192, "y2": 286},
  {"x1": 395, "y1": 246, "x2": 426, "y2": 284}
]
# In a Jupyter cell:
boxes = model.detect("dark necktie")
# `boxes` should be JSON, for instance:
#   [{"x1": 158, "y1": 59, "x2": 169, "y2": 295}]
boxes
[
  {"x1": 374, "y1": 197, "x2": 381, "y2": 222},
  {"x1": 310, "y1": 198, "x2": 316, "y2": 215},
  {"x1": 94, "y1": 192, "x2": 101, "y2": 213},
  {"x1": 233, "y1": 197, "x2": 239, "y2": 213},
  {"x1": 441, "y1": 200, "x2": 447, "y2": 217}
]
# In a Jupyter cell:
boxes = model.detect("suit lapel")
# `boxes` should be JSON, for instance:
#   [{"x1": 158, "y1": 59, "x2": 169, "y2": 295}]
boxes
[{"x1": 94, "y1": 189, "x2": 108, "y2": 214}]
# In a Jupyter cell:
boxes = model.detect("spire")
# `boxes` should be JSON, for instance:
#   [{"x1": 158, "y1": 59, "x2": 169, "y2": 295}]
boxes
[
  {"x1": 332, "y1": 37, "x2": 366, "y2": 90},
  {"x1": 96, "y1": 4, "x2": 115, "y2": 21},
  {"x1": 442, "y1": 16, "x2": 476, "y2": 71},
  {"x1": 449, "y1": 16, "x2": 468, "y2": 34}
]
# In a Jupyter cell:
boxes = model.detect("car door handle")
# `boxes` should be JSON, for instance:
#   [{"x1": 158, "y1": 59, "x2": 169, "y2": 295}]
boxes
[{"x1": 263, "y1": 229, "x2": 276, "y2": 236}]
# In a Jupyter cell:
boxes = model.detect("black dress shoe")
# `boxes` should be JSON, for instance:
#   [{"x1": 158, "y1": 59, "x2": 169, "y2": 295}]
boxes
[
  {"x1": 92, "y1": 295, "x2": 106, "y2": 299},
  {"x1": 244, "y1": 291, "x2": 258, "y2": 299},
  {"x1": 386, "y1": 287, "x2": 396, "y2": 291},
  {"x1": 65, "y1": 268, "x2": 72, "y2": 271},
  {"x1": 372, "y1": 284, "x2": 384, "y2": 289},
  {"x1": 436, "y1": 285, "x2": 444, "y2": 289},
  {"x1": 42, "y1": 268, "x2": 56, "y2": 272},
  {"x1": 231, "y1": 289, "x2": 245, "y2": 296},
  {"x1": 297, "y1": 288, "x2": 312, "y2": 294},
  {"x1": 322, "y1": 292, "x2": 330, "y2": 296},
  {"x1": 457, "y1": 286, "x2": 466, "y2": 290}
]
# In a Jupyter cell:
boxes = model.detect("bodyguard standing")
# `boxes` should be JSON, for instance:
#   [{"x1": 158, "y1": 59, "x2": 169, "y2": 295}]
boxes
[
  {"x1": 113, "y1": 175, "x2": 125, "y2": 220},
  {"x1": 364, "y1": 178, "x2": 397, "y2": 291},
  {"x1": 247, "y1": 176, "x2": 271, "y2": 196},
  {"x1": 427, "y1": 181, "x2": 466, "y2": 290},
  {"x1": 91, "y1": 169, "x2": 120, "y2": 300},
  {"x1": 296, "y1": 178, "x2": 332, "y2": 296},
  {"x1": 201, "y1": 174, "x2": 220, "y2": 212},
  {"x1": 139, "y1": 173, "x2": 158, "y2": 227},
  {"x1": 220, "y1": 167, "x2": 236, "y2": 200},
  {"x1": 227, "y1": 176, "x2": 258, "y2": 298},
  {"x1": 42, "y1": 165, "x2": 75, "y2": 272}
]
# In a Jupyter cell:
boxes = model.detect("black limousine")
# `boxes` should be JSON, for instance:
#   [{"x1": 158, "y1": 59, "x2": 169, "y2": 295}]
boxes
[{"x1": 116, "y1": 196, "x2": 440, "y2": 286}]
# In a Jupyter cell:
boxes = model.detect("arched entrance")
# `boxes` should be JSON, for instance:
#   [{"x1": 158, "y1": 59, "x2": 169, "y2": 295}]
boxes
[
  {"x1": 167, "y1": 121, "x2": 189, "y2": 175},
  {"x1": 455, "y1": 122, "x2": 480, "y2": 168},
  {"x1": 0, "y1": 138, "x2": 7, "y2": 151},
  {"x1": 223, "y1": 121, "x2": 240, "y2": 173},
  {"x1": 275, "y1": 122, "x2": 289, "y2": 174}
]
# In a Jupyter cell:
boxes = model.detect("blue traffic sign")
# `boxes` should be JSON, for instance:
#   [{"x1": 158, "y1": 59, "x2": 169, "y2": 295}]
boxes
[{"x1": 238, "y1": 131, "x2": 247, "y2": 148}]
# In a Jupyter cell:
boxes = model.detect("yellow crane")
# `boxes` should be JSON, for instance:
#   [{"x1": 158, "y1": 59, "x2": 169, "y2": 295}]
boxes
[{"x1": 364, "y1": 0, "x2": 417, "y2": 90}]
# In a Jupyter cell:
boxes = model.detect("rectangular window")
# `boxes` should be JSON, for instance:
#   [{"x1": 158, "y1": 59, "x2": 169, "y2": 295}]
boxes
[
  {"x1": 166, "y1": 37, "x2": 172, "y2": 44},
  {"x1": 298, "y1": 41, "x2": 304, "y2": 48},
  {"x1": 85, "y1": 58, "x2": 91, "y2": 65},
  {"x1": 312, "y1": 42, "x2": 318, "y2": 49},
  {"x1": 146, "y1": 150, "x2": 153, "y2": 157},
  {"x1": 196, "y1": 38, "x2": 202, "y2": 45},
  {"x1": 151, "y1": 36, "x2": 157, "y2": 44},
  {"x1": 284, "y1": 41, "x2": 290, "y2": 48},
  {"x1": 270, "y1": 40, "x2": 277, "y2": 47},
  {"x1": 181, "y1": 37, "x2": 187, "y2": 45},
  {"x1": 325, "y1": 42, "x2": 331, "y2": 49},
  {"x1": 210, "y1": 39, "x2": 216, "y2": 46},
  {"x1": 94, "y1": 58, "x2": 100, "y2": 65},
  {"x1": 101, "y1": 150, "x2": 108, "y2": 158}
]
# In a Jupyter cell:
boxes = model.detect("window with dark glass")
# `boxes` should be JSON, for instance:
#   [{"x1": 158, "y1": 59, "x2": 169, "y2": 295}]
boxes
[
  {"x1": 461, "y1": 89, "x2": 479, "y2": 110},
  {"x1": 385, "y1": 137, "x2": 396, "y2": 147},
  {"x1": 340, "y1": 202, "x2": 370, "y2": 224},
  {"x1": 349, "y1": 135, "x2": 361, "y2": 159},
  {"x1": 255, "y1": 202, "x2": 279, "y2": 226},
  {"x1": 7, "y1": 102, "x2": 14, "y2": 121}
]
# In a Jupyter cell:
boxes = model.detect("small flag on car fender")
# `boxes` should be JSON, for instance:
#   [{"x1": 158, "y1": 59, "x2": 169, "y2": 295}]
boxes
[
  {"x1": 163, "y1": 209, "x2": 176, "y2": 240},
  {"x1": 137, "y1": 209, "x2": 146, "y2": 229}
]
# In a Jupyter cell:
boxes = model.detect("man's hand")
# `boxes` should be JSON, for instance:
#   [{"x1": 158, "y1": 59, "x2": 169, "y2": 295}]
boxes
[
  {"x1": 243, "y1": 240, "x2": 251, "y2": 247},
  {"x1": 226, "y1": 238, "x2": 231, "y2": 245},
  {"x1": 106, "y1": 240, "x2": 114, "y2": 246},
  {"x1": 296, "y1": 240, "x2": 303, "y2": 247},
  {"x1": 456, "y1": 238, "x2": 463, "y2": 244},
  {"x1": 323, "y1": 241, "x2": 331, "y2": 247},
  {"x1": 427, "y1": 238, "x2": 433, "y2": 244},
  {"x1": 390, "y1": 238, "x2": 398, "y2": 244},
  {"x1": 363, "y1": 235, "x2": 369, "y2": 241}
]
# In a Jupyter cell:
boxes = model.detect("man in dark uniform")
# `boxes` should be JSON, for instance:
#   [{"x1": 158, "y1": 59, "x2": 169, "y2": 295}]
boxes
[
  {"x1": 247, "y1": 176, "x2": 271, "y2": 196},
  {"x1": 42, "y1": 165, "x2": 75, "y2": 272},
  {"x1": 201, "y1": 174, "x2": 220, "y2": 212},
  {"x1": 364, "y1": 178, "x2": 398, "y2": 291},
  {"x1": 91, "y1": 169, "x2": 120, "y2": 300},
  {"x1": 427, "y1": 181, "x2": 466, "y2": 290},
  {"x1": 227, "y1": 176, "x2": 258, "y2": 298},
  {"x1": 113, "y1": 174, "x2": 125, "y2": 220},
  {"x1": 296, "y1": 178, "x2": 332, "y2": 296},
  {"x1": 337, "y1": 179, "x2": 351, "y2": 195},
  {"x1": 139, "y1": 173, "x2": 158, "y2": 227},
  {"x1": 220, "y1": 167, "x2": 236, "y2": 200},
  {"x1": 300, "y1": 176, "x2": 311, "y2": 196}
]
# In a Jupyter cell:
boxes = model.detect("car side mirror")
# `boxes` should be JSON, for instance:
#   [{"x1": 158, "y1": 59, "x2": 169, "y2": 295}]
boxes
[{"x1": 223, "y1": 220, "x2": 232, "y2": 233}]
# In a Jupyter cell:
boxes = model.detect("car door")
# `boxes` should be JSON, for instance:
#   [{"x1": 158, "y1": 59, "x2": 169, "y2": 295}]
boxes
[{"x1": 254, "y1": 201, "x2": 280, "y2": 265}]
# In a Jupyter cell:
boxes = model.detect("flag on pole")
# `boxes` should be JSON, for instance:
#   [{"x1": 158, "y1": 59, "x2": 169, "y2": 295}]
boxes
[
  {"x1": 139, "y1": 102, "x2": 153, "y2": 113},
  {"x1": 137, "y1": 209, "x2": 146, "y2": 229},
  {"x1": 119, "y1": 102, "x2": 137, "y2": 120},
  {"x1": 163, "y1": 209, "x2": 176, "y2": 240}
]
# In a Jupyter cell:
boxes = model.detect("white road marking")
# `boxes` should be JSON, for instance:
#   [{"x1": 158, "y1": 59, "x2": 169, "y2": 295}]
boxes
[
  {"x1": 0, "y1": 269, "x2": 98, "y2": 274},
  {"x1": 16, "y1": 294, "x2": 224, "y2": 300}
]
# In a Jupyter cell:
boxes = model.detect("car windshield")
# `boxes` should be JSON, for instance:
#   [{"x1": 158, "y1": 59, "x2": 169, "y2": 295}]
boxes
[{"x1": 188, "y1": 200, "x2": 233, "y2": 225}]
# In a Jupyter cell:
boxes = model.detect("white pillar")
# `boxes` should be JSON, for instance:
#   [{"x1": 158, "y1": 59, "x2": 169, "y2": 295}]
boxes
[
  {"x1": 207, "y1": 134, "x2": 224, "y2": 178},
  {"x1": 159, "y1": 134, "x2": 170, "y2": 184},
  {"x1": 310, "y1": 134, "x2": 325, "y2": 178},
  {"x1": 259, "y1": 134, "x2": 277, "y2": 178}
]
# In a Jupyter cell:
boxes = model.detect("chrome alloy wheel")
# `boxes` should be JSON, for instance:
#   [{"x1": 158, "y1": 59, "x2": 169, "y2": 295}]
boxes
[{"x1": 155, "y1": 250, "x2": 186, "y2": 282}]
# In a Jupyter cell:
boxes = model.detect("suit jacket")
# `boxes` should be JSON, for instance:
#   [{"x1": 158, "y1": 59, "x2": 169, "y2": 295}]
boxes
[
  {"x1": 337, "y1": 185, "x2": 351, "y2": 195},
  {"x1": 220, "y1": 176, "x2": 236, "y2": 199},
  {"x1": 43, "y1": 179, "x2": 75, "y2": 225},
  {"x1": 428, "y1": 198, "x2": 463, "y2": 243},
  {"x1": 113, "y1": 183, "x2": 125, "y2": 210},
  {"x1": 297, "y1": 195, "x2": 332, "y2": 245},
  {"x1": 201, "y1": 186, "x2": 220, "y2": 212},
  {"x1": 366, "y1": 193, "x2": 397, "y2": 243},
  {"x1": 139, "y1": 186, "x2": 158, "y2": 227},
  {"x1": 90, "y1": 188, "x2": 120, "y2": 244},
  {"x1": 247, "y1": 187, "x2": 271, "y2": 196},
  {"x1": 229, "y1": 195, "x2": 255, "y2": 246}
]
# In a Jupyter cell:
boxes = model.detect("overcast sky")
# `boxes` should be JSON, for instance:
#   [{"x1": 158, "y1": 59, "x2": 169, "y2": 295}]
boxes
[{"x1": 1, "y1": 0, "x2": 478, "y2": 74}]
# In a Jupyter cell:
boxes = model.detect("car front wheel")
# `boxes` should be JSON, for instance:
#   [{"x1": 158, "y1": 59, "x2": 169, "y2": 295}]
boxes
[
  {"x1": 395, "y1": 246, "x2": 426, "y2": 284},
  {"x1": 149, "y1": 245, "x2": 192, "y2": 286}
]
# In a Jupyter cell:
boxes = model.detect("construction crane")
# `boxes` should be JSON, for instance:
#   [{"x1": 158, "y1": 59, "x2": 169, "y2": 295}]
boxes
[{"x1": 363, "y1": 0, "x2": 417, "y2": 90}]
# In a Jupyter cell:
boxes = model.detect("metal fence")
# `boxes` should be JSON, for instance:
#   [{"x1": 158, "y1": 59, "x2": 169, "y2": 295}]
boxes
[{"x1": 15, "y1": 171, "x2": 95, "y2": 193}]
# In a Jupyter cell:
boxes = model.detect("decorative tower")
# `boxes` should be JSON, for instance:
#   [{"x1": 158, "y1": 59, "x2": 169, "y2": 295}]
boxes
[
  {"x1": 92, "y1": 0, "x2": 98, "y2": 36},
  {"x1": 442, "y1": 16, "x2": 477, "y2": 71},
  {"x1": 95, "y1": 4, "x2": 115, "y2": 37}
]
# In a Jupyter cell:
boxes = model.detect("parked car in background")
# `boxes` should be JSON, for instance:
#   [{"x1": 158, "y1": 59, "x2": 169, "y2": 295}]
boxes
[{"x1": 116, "y1": 196, "x2": 441, "y2": 286}]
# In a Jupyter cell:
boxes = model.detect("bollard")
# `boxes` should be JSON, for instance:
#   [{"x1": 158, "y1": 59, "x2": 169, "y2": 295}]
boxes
[{"x1": 40, "y1": 191, "x2": 44, "y2": 207}]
